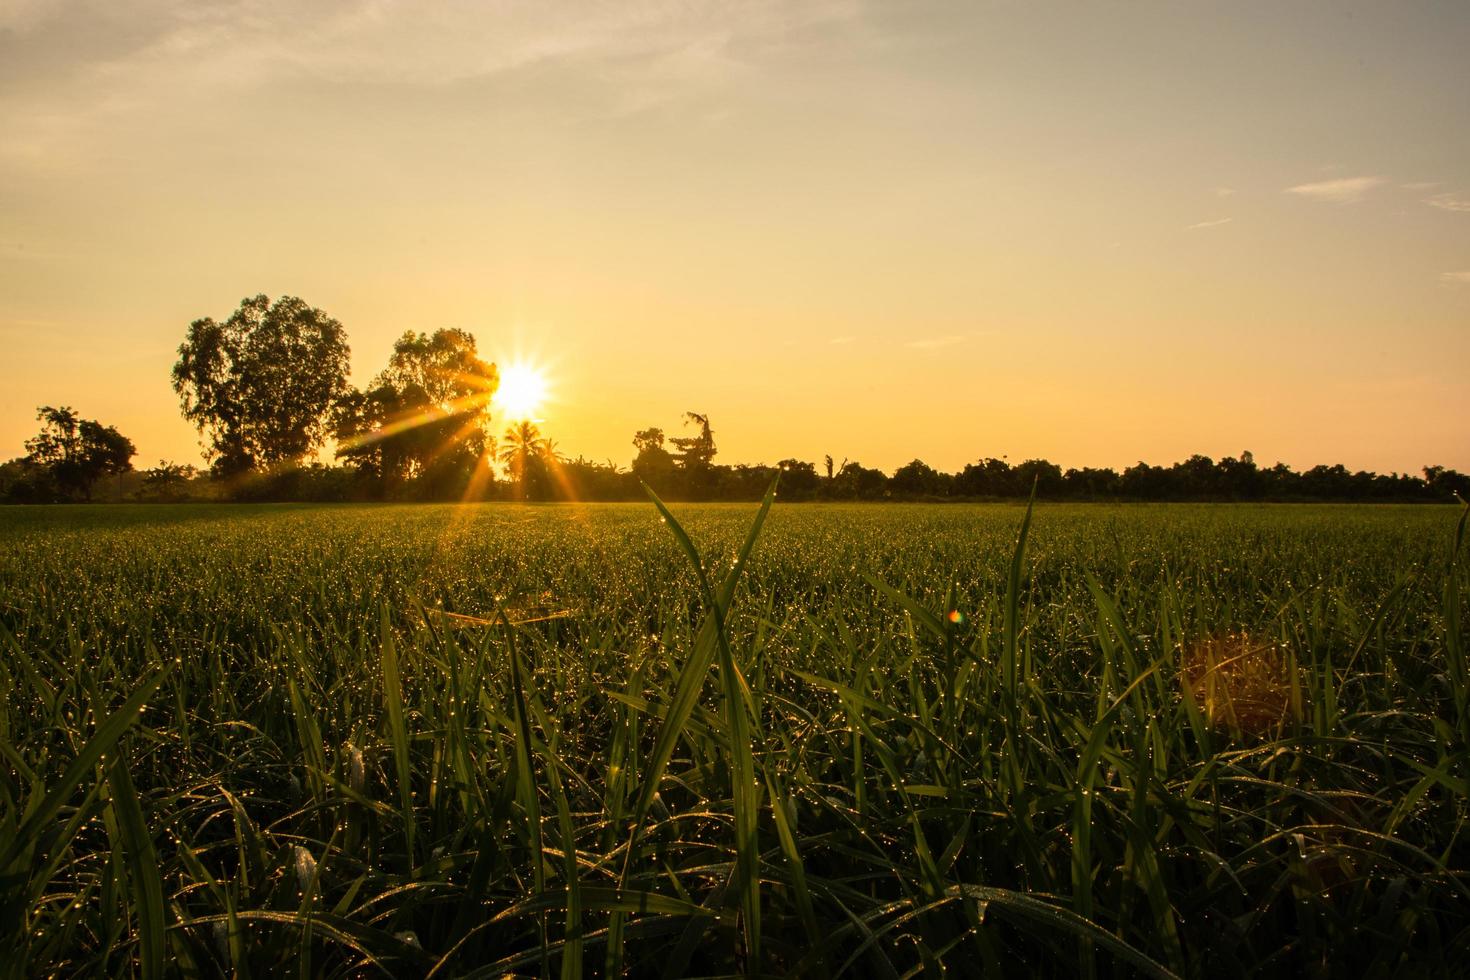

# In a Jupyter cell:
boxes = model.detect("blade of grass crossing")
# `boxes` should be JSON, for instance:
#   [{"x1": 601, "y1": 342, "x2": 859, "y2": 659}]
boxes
[
  {"x1": 1, "y1": 666, "x2": 170, "y2": 874},
  {"x1": 380, "y1": 606, "x2": 415, "y2": 870},
  {"x1": 1445, "y1": 500, "x2": 1469, "y2": 744},
  {"x1": 1003, "y1": 482, "x2": 1038, "y2": 700},
  {"x1": 496, "y1": 604, "x2": 549, "y2": 968},
  {"x1": 104, "y1": 746, "x2": 168, "y2": 980},
  {"x1": 635, "y1": 477, "x2": 778, "y2": 972}
]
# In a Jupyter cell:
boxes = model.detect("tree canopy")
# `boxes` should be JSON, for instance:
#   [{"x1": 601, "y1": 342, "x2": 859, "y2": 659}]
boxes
[
  {"x1": 9, "y1": 406, "x2": 136, "y2": 501},
  {"x1": 336, "y1": 328, "x2": 498, "y2": 494},
  {"x1": 172, "y1": 294, "x2": 351, "y2": 475}
]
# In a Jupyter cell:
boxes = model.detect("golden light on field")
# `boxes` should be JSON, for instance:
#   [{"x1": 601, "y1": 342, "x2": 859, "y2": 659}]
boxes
[
  {"x1": 1181, "y1": 633, "x2": 1301, "y2": 738},
  {"x1": 493, "y1": 363, "x2": 549, "y2": 421}
]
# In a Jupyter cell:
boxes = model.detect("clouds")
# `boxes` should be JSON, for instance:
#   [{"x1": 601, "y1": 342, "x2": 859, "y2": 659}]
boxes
[
  {"x1": 1186, "y1": 217, "x2": 1233, "y2": 230},
  {"x1": 1282, "y1": 175, "x2": 1470, "y2": 217},
  {"x1": 1442, "y1": 272, "x2": 1470, "y2": 285},
  {"x1": 1285, "y1": 176, "x2": 1385, "y2": 204},
  {"x1": 0, "y1": 0, "x2": 870, "y2": 167},
  {"x1": 1425, "y1": 194, "x2": 1470, "y2": 213},
  {"x1": 0, "y1": 0, "x2": 868, "y2": 90}
]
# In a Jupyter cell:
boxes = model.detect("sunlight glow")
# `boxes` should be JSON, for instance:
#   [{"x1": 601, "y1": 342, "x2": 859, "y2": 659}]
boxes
[{"x1": 494, "y1": 362, "x2": 549, "y2": 421}]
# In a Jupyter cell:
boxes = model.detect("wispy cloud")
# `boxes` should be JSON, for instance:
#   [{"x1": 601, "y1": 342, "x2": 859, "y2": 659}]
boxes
[
  {"x1": 905, "y1": 335, "x2": 966, "y2": 350},
  {"x1": 1426, "y1": 194, "x2": 1470, "y2": 213},
  {"x1": 1213, "y1": 186, "x2": 1236, "y2": 197},
  {"x1": 1285, "y1": 176, "x2": 1384, "y2": 204},
  {"x1": 0, "y1": 0, "x2": 870, "y2": 166},
  {"x1": 829, "y1": 335, "x2": 855, "y2": 345},
  {"x1": 1186, "y1": 217, "x2": 1233, "y2": 230},
  {"x1": 1402, "y1": 181, "x2": 1440, "y2": 191},
  {"x1": 1441, "y1": 271, "x2": 1470, "y2": 285}
]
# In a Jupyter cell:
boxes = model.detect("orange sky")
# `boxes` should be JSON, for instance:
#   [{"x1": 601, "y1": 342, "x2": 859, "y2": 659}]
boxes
[{"x1": 3, "y1": 1, "x2": 1468, "y2": 475}]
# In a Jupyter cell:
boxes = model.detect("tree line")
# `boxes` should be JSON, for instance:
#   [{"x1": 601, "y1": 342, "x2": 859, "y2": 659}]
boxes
[{"x1": 3, "y1": 293, "x2": 1467, "y2": 504}]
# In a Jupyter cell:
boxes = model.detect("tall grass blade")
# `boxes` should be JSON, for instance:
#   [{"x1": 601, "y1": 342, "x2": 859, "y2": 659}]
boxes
[{"x1": 104, "y1": 746, "x2": 167, "y2": 980}]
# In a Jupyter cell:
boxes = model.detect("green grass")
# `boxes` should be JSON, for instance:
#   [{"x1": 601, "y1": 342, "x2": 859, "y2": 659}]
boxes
[{"x1": 1, "y1": 500, "x2": 1467, "y2": 978}]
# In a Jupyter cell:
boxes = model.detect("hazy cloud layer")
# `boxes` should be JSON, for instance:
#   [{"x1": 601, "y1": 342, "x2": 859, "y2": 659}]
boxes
[
  {"x1": 0, "y1": 0, "x2": 868, "y2": 164},
  {"x1": 1187, "y1": 217, "x2": 1233, "y2": 230}
]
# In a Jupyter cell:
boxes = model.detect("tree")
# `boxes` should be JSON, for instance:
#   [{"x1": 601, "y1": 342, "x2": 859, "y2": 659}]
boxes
[
  {"x1": 336, "y1": 329, "x2": 497, "y2": 493},
  {"x1": 1012, "y1": 458, "x2": 1064, "y2": 497},
  {"x1": 1061, "y1": 466, "x2": 1120, "y2": 498},
  {"x1": 954, "y1": 457, "x2": 1014, "y2": 497},
  {"x1": 670, "y1": 412, "x2": 716, "y2": 470},
  {"x1": 891, "y1": 459, "x2": 947, "y2": 497},
  {"x1": 499, "y1": 420, "x2": 551, "y2": 499},
  {"x1": 633, "y1": 428, "x2": 666, "y2": 455},
  {"x1": 172, "y1": 294, "x2": 351, "y2": 475},
  {"x1": 833, "y1": 460, "x2": 888, "y2": 499},
  {"x1": 1216, "y1": 451, "x2": 1261, "y2": 500},
  {"x1": 138, "y1": 460, "x2": 198, "y2": 502},
  {"x1": 775, "y1": 459, "x2": 820, "y2": 499},
  {"x1": 22, "y1": 405, "x2": 136, "y2": 501},
  {"x1": 631, "y1": 427, "x2": 677, "y2": 489},
  {"x1": 1425, "y1": 465, "x2": 1470, "y2": 501}
]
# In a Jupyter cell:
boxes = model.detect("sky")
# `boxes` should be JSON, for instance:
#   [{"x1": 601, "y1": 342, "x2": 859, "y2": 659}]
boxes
[{"x1": 2, "y1": 0, "x2": 1468, "y2": 476}]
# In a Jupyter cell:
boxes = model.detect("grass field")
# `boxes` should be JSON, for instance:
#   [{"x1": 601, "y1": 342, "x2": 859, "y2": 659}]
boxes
[{"x1": 2, "y1": 499, "x2": 1467, "y2": 978}]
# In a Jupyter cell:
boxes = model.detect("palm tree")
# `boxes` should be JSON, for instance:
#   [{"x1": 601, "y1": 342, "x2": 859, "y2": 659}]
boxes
[
  {"x1": 498, "y1": 420, "x2": 546, "y2": 497},
  {"x1": 539, "y1": 438, "x2": 567, "y2": 466}
]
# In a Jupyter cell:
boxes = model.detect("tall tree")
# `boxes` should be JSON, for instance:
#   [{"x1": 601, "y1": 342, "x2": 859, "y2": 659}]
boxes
[
  {"x1": 336, "y1": 328, "x2": 497, "y2": 490},
  {"x1": 670, "y1": 412, "x2": 716, "y2": 470},
  {"x1": 23, "y1": 405, "x2": 136, "y2": 500},
  {"x1": 172, "y1": 294, "x2": 351, "y2": 475}
]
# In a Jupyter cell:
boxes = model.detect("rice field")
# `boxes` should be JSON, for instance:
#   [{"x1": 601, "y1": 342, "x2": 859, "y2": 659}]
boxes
[{"x1": 1, "y1": 498, "x2": 1467, "y2": 978}]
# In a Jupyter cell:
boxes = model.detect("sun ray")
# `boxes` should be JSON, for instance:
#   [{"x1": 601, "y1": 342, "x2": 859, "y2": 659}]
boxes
[{"x1": 336, "y1": 389, "x2": 494, "y2": 453}]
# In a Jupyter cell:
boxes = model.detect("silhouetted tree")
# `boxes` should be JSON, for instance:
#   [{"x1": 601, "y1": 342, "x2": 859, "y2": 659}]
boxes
[
  {"x1": 500, "y1": 420, "x2": 551, "y2": 499},
  {"x1": 1062, "y1": 466, "x2": 1121, "y2": 499},
  {"x1": 1217, "y1": 451, "x2": 1262, "y2": 500},
  {"x1": 336, "y1": 329, "x2": 497, "y2": 495},
  {"x1": 776, "y1": 459, "x2": 820, "y2": 499},
  {"x1": 138, "y1": 461, "x2": 197, "y2": 502},
  {"x1": 891, "y1": 459, "x2": 947, "y2": 497},
  {"x1": 173, "y1": 294, "x2": 351, "y2": 475},
  {"x1": 22, "y1": 406, "x2": 135, "y2": 501},
  {"x1": 671, "y1": 412, "x2": 717, "y2": 470},
  {"x1": 834, "y1": 460, "x2": 889, "y2": 499},
  {"x1": 1120, "y1": 461, "x2": 1169, "y2": 499},
  {"x1": 1425, "y1": 466, "x2": 1470, "y2": 501},
  {"x1": 955, "y1": 458, "x2": 1014, "y2": 497},
  {"x1": 1005, "y1": 459, "x2": 1059, "y2": 497}
]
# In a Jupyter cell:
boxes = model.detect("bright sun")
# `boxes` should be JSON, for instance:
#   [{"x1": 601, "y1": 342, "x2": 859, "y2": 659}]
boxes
[{"x1": 493, "y1": 363, "x2": 548, "y2": 420}]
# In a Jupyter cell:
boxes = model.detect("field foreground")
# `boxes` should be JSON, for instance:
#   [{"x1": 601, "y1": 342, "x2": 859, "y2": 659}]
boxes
[{"x1": 1, "y1": 501, "x2": 1467, "y2": 978}]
